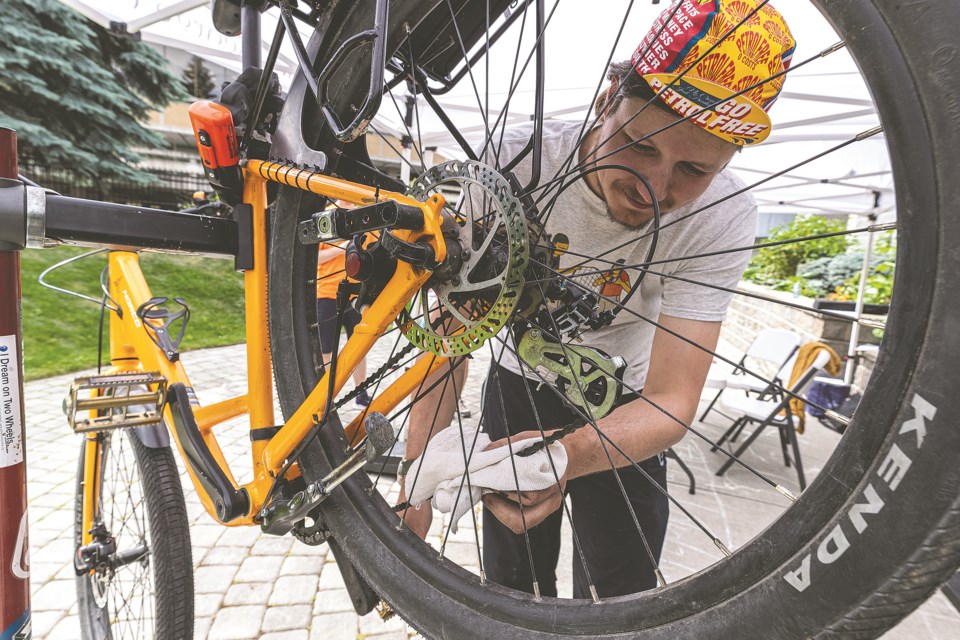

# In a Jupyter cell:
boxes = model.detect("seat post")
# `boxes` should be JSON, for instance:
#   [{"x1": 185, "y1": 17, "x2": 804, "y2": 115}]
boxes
[{"x1": 241, "y1": 0, "x2": 263, "y2": 68}]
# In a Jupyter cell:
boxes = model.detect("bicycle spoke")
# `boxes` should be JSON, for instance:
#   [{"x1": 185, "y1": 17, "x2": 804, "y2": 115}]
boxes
[
  {"x1": 490, "y1": 329, "x2": 735, "y2": 560},
  {"x1": 385, "y1": 87, "x2": 428, "y2": 176},
  {"x1": 439, "y1": 359, "x2": 486, "y2": 581},
  {"x1": 530, "y1": 124, "x2": 883, "y2": 288},
  {"x1": 533, "y1": 0, "x2": 681, "y2": 230},
  {"x1": 528, "y1": 38, "x2": 851, "y2": 232},
  {"x1": 528, "y1": 280, "x2": 668, "y2": 587},
  {"x1": 444, "y1": 0, "x2": 495, "y2": 158},
  {"x1": 503, "y1": 326, "x2": 601, "y2": 601},
  {"x1": 399, "y1": 370, "x2": 457, "y2": 529},
  {"x1": 511, "y1": 286, "x2": 666, "y2": 601},
  {"x1": 484, "y1": 359, "x2": 543, "y2": 598},
  {"x1": 527, "y1": 255, "x2": 833, "y2": 425},
  {"x1": 346, "y1": 318, "x2": 410, "y2": 449},
  {"x1": 527, "y1": 0, "x2": 783, "y2": 207},
  {"x1": 368, "y1": 123, "x2": 422, "y2": 176},
  {"x1": 490, "y1": 0, "x2": 529, "y2": 168}
]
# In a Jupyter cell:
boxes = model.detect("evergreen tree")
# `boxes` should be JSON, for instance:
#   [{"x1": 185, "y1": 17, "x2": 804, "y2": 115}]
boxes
[
  {"x1": 183, "y1": 56, "x2": 216, "y2": 99},
  {"x1": 0, "y1": 0, "x2": 188, "y2": 181}
]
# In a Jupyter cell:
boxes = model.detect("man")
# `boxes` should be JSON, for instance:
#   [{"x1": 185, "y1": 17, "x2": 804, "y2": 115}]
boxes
[{"x1": 402, "y1": 0, "x2": 795, "y2": 599}]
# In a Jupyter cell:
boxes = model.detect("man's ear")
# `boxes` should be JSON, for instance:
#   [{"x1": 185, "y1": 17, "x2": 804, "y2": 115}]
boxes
[
  {"x1": 599, "y1": 75, "x2": 622, "y2": 121},
  {"x1": 608, "y1": 74, "x2": 621, "y2": 96}
]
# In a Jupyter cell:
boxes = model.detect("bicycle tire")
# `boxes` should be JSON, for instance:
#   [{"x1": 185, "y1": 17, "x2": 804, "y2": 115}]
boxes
[
  {"x1": 74, "y1": 429, "x2": 194, "y2": 640},
  {"x1": 267, "y1": 0, "x2": 960, "y2": 637}
]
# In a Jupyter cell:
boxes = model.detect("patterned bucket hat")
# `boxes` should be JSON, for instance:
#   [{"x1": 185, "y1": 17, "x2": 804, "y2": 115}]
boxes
[{"x1": 632, "y1": 0, "x2": 796, "y2": 146}]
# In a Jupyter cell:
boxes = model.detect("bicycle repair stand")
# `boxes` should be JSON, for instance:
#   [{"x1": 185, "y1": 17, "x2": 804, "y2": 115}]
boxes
[{"x1": 0, "y1": 128, "x2": 32, "y2": 639}]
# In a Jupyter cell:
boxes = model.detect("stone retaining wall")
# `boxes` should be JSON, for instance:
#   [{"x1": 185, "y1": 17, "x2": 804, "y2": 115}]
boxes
[{"x1": 721, "y1": 282, "x2": 880, "y2": 390}]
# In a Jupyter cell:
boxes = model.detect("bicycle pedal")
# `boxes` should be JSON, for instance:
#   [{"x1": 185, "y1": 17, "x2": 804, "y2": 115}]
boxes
[
  {"x1": 376, "y1": 600, "x2": 396, "y2": 621},
  {"x1": 65, "y1": 372, "x2": 167, "y2": 433}
]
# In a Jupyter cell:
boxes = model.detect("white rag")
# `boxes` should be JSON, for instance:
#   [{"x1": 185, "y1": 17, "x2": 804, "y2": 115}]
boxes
[{"x1": 406, "y1": 426, "x2": 568, "y2": 533}]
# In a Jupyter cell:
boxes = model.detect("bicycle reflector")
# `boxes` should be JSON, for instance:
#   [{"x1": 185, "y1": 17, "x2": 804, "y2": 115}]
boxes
[{"x1": 188, "y1": 100, "x2": 242, "y2": 193}]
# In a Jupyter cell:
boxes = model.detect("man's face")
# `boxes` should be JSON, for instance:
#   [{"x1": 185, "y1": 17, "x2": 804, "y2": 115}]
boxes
[{"x1": 580, "y1": 93, "x2": 739, "y2": 228}]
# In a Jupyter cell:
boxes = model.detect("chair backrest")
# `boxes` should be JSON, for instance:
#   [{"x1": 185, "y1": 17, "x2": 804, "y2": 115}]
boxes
[
  {"x1": 788, "y1": 350, "x2": 833, "y2": 395},
  {"x1": 774, "y1": 351, "x2": 799, "y2": 382},
  {"x1": 744, "y1": 329, "x2": 802, "y2": 366}
]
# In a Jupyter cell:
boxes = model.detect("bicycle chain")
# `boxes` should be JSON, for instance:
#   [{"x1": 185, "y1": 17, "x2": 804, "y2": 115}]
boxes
[
  {"x1": 288, "y1": 342, "x2": 416, "y2": 546},
  {"x1": 329, "y1": 340, "x2": 418, "y2": 414}
]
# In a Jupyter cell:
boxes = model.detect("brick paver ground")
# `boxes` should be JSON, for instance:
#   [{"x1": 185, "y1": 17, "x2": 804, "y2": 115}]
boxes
[{"x1": 21, "y1": 341, "x2": 959, "y2": 639}]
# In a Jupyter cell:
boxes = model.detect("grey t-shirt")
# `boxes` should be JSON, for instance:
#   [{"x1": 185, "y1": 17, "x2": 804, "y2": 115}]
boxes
[{"x1": 488, "y1": 120, "x2": 757, "y2": 391}]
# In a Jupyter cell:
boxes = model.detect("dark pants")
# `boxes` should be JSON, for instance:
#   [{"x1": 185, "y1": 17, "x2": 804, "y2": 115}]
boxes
[
  {"x1": 317, "y1": 298, "x2": 360, "y2": 354},
  {"x1": 481, "y1": 364, "x2": 669, "y2": 599}
]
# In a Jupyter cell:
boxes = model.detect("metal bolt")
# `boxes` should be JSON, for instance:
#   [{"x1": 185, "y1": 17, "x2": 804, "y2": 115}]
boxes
[
  {"x1": 451, "y1": 275, "x2": 461, "y2": 286},
  {"x1": 461, "y1": 249, "x2": 471, "y2": 260}
]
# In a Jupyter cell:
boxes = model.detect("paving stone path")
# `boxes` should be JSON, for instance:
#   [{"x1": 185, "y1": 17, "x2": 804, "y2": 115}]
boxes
[{"x1": 22, "y1": 341, "x2": 959, "y2": 639}]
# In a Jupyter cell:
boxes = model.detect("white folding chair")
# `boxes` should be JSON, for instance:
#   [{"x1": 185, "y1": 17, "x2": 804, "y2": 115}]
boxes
[
  {"x1": 713, "y1": 350, "x2": 832, "y2": 491},
  {"x1": 700, "y1": 329, "x2": 801, "y2": 423}
]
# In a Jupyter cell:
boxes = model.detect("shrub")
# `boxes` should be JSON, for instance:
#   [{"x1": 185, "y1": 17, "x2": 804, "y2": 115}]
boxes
[
  {"x1": 834, "y1": 260, "x2": 895, "y2": 305},
  {"x1": 797, "y1": 252, "x2": 886, "y2": 298},
  {"x1": 747, "y1": 215, "x2": 850, "y2": 284}
]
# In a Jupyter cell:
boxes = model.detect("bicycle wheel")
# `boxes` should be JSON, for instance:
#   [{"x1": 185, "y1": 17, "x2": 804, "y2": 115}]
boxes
[
  {"x1": 74, "y1": 401, "x2": 193, "y2": 640},
  {"x1": 268, "y1": 0, "x2": 960, "y2": 637}
]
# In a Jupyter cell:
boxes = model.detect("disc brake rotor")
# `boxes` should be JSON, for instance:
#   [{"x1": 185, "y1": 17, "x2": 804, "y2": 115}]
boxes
[{"x1": 402, "y1": 160, "x2": 528, "y2": 356}]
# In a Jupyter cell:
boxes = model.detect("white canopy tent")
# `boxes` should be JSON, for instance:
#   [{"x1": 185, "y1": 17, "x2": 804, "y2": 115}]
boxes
[
  {"x1": 63, "y1": 1, "x2": 893, "y2": 216},
  {"x1": 63, "y1": 0, "x2": 894, "y2": 381}
]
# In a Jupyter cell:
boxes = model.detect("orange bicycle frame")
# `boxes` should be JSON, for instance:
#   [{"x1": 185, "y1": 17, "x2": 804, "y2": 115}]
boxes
[{"x1": 81, "y1": 160, "x2": 449, "y2": 531}]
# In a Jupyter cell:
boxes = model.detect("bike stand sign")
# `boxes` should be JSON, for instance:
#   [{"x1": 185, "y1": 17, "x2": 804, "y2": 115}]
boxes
[{"x1": 0, "y1": 128, "x2": 32, "y2": 640}]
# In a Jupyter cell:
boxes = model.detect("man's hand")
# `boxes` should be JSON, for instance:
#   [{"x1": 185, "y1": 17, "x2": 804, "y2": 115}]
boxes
[
  {"x1": 481, "y1": 431, "x2": 567, "y2": 533},
  {"x1": 399, "y1": 500, "x2": 433, "y2": 539},
  {"x1": 398, "y1": 478, "x2": 433, "y2": 539}
]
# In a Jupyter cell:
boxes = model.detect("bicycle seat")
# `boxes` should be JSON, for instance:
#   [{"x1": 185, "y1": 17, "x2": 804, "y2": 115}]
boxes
[{"x1": 212, "y1": 0, "x2": 269, "y2": 37}]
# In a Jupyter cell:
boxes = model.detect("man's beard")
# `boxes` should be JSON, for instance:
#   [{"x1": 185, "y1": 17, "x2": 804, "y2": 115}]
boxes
[
  {"x1": 605, "y1": 204, "x2": 644, "y2": 230},
  {"x1": 604, "y1": 200, "x2": 664, "y2": 230},
  {"x1": 602, "y1": 182, "x2": 668, "y2": 229}
]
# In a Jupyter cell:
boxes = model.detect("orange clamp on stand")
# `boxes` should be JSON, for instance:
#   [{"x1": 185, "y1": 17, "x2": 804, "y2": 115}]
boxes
[{"x1": 189, "y1": 101, "x2": 243, "y2": 195}]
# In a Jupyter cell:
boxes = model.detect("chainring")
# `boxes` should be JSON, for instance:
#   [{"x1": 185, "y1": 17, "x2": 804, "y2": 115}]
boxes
[{"x1": 401, "y1": 160, "x2": 528, "y2": 356}]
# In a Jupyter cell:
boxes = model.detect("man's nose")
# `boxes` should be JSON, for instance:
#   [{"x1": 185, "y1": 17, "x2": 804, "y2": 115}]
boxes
[{"x1": 638, "y1": 166, "x2": 670, "y2": 205}]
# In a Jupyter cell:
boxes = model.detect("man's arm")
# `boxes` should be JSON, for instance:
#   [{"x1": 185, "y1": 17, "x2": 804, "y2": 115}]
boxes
[
  {"x1": 562, "y1": 314, "x2": 719, "y2": 477},
  {"x1": 483, "y1": 314, "x2": 719, "y2": 532},
  {"x1": 399, "y1": 349, "x2": 468, "y2": 538}
]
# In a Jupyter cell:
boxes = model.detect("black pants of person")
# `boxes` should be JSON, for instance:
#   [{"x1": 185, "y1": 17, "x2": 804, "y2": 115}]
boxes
[
  {"x1": 481, "y1": 364, "x2": 669, "y2": 599},
  {"x1": 317, "y1": 298, "x2": 361, "y2": 354}
]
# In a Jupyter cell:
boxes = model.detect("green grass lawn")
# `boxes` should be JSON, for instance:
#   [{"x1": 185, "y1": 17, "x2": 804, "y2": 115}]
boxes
[{"x1": 20, "y1": 246, "x2": 246, "y2": 380}]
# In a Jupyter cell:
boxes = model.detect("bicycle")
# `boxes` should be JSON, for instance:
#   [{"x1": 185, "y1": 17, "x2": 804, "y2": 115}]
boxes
[{"x1": 0, "y1": 0, "x2": 958, "y2": 638}]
